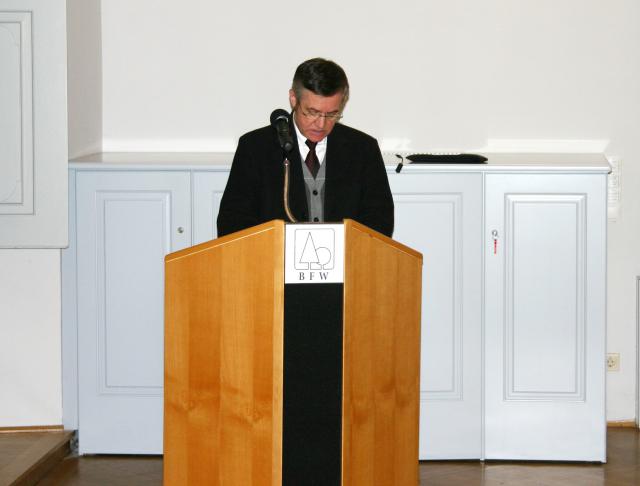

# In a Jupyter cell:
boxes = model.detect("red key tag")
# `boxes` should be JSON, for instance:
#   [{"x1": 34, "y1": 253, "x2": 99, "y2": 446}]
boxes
[{"x1": 492, "y1": 230, "x2": 499, "y2": 255}]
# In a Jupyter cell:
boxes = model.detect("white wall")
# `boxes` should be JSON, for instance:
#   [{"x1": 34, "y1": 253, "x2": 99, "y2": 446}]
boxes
[
  {"x1": 67, "y1": 0, "x2": 102, "y2": 158},
  {"x1": 97, "y1": 1, "x2": 639, "y2": 149},
  {"x1": 0, "y1": 250, "x2": 62, "y2": 426},
  {"x1": 59, "y1": 0, "x2": 640, "y2": 423},
  {"x1": 93, "y1": 0, "x2": 640, "y2": 420},
  {"x1": 99, "y1": 0, "x2": 491, "y2": 152}
]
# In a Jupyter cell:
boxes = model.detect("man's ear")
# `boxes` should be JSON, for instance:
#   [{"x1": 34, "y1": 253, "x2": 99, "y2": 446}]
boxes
[{"x1": 288, "y1": 89, "x2": 297, "y2": 110}]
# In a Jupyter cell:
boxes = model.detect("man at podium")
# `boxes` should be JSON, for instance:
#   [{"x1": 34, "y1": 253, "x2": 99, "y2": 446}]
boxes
[{"x1": 217, "y1": 58, "x2": 394, "y2": 238}]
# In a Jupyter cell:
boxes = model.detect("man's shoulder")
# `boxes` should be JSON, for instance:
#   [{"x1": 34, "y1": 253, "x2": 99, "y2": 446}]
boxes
[
  {"x1": 330, "y1": 123, "x2": 378, "y2": 145},
  {"x1": 238, "y1": 125, "x2": 274, "y2": 145}
]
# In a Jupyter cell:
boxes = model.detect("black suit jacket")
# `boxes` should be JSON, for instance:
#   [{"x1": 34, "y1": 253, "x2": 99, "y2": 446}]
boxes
[{"x1": 217, "y1": 121, "x2": 394, "y2": 238}]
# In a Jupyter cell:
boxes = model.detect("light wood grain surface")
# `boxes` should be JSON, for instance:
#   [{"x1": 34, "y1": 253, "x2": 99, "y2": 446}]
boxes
[
  {"x1": 164, "y1": 221, "x2": 284, "y2": 486},
  {"x1": 342, "y1": 220, "x2": 423, "y2": 486}
]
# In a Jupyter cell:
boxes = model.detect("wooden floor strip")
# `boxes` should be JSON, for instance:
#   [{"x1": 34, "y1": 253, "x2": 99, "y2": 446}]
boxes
[
  {"x1": 0, "y1": 431, "x2": 73, "y2": 486},
  {"x1": 0, "y1": 426, "x2": 64, "y2": 434},
  {"x1": 607, "y1": 419, "x2": 637, "y2": 428}
]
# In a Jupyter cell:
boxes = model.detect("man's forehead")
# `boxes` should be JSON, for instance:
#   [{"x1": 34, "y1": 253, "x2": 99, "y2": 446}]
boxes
[{"x1": 297, "y1": 89, "x2": 344, "y2": 111}]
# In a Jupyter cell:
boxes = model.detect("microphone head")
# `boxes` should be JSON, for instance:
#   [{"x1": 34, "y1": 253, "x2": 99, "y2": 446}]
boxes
[{"x1": 270, "y1": 109, "x2": 290, "y2": 126}]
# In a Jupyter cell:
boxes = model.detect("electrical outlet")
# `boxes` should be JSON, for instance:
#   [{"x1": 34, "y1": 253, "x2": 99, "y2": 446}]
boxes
[{"x1": 607, "y1": 353, "x2": 620, "y2": 372}]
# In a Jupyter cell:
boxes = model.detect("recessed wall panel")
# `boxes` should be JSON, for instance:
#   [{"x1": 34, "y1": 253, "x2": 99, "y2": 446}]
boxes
[
  {"x1": 0, "y1": 12, "x2": 33, "y2": 214},
  {"x1": 0, "y1": 2, "x2": 67, "y2": 248}
]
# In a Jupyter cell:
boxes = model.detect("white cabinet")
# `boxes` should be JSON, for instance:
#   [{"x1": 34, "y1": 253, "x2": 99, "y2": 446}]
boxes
[
  {"x1": 390, "y1": 158, "x2": 607, "y2": 462},
  {"x1": 484, "y1": 173, "x2": 607, "y2": 461},
  {"x1": 389, "y1": 172, "x2": 483, "y2": 459},
  {"x1": 63, "y1": 154, "x2": 609, "y2": 460},
  {"x1": 74, "y1": 170, "x2": 191, "y2": 453}
]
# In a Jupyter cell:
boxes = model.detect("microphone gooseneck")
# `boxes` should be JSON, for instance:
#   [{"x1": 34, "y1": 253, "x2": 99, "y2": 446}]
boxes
[{"x1": 283, "y1": 157, "x2": 297, "y2": 223}]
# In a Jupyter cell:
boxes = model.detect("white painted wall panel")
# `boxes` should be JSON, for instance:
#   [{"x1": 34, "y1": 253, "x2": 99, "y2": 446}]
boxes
[
  {"x1": 0, "y1": 249, "x2": 62, "y2": 426},
  {"x1": 0, "y1": 0, "x2": 67, "y2": 247},
  {"x1": 0, "y1": 13, "x2": 32, "y2": 212},
  {"x1": 0, "y1": 0, "x2": 66, "y2": 429}
]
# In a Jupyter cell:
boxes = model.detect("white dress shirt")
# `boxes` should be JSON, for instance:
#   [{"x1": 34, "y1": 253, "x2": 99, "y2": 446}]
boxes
[{"x1": 293, "y1": 118, "x2": 327, "y2": 164}]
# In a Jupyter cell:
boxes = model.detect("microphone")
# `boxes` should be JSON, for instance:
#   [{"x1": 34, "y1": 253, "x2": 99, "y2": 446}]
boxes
[
  {"x1": 270, "y1": 109, "x2": 294, "y2": 154},
  {"x1": 270, "y1": 109, "x2": 297, "y2": 222}
]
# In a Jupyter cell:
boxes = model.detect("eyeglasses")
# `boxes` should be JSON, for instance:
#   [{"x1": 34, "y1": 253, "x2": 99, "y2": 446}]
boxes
[{"x1": 297, "y1": 107, "x2": 343, "y2": 122}]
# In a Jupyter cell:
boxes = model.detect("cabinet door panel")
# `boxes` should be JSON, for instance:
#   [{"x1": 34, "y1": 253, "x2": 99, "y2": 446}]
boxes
[
  {"x1": 192, "y1": 171, "x2": 229, "y2": 244},
  {"x1": 389, "y1": 171, "x2": 482, "y2": 459},
  {"x1": 485, "y1": 174, "x2": 606, "y2": 461},
  {"x1": 76, "y1": 171, "x2": 190, "y2": 453}
]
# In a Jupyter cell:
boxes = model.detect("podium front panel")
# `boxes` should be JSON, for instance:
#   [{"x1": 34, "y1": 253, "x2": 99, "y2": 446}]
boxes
[
  {"x1": 164, "y1": 222, "x2": 285, "y2": 486},
  {"x1": 283, "y1": 283, "x2": 343, "y2": 486}
]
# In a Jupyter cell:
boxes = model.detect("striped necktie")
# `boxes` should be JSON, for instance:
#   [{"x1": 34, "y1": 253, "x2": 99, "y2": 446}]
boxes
[{"x1": 305, "y1": 139, "x2": 320, "y2": 178}]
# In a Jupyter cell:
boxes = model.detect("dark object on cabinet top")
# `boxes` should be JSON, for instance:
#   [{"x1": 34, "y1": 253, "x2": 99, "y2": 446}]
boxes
[
  {"x1": 406, "y1": 153, "x2": 488, "y2": 164},
  {"x1": 394, "y1": 153, "x2": 488, "y2": 173}
]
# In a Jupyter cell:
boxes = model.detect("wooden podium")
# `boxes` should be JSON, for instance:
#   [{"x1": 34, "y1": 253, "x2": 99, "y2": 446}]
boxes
[{"x1": 164, "y1": 219, "x2": 422, "y2": 485}]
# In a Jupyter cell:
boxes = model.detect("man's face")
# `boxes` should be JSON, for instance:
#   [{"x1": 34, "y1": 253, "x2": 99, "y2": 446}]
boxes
[{"x1": 289, "y1": 88, "x2": 344, "y2": 143}]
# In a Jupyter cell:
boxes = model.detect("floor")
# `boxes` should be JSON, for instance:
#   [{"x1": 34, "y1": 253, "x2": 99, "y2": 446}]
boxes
[
  {"x1": 420, "y1": 428, "x2": 638, "y2": 485},
  {"x1": 37, "y1": 456, "x2": 162, "y2": 486},
  {"x1": 27, "y1": 428, "x2": 640, "y2": 485}
]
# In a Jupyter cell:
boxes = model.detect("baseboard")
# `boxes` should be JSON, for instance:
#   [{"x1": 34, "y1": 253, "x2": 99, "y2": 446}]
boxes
[
  {"x1": 0, "y1": 425, "x2": 64, "y2": 433},
  {"x1": 607, "y1": 420, "x2": 637, "y2": 428}
]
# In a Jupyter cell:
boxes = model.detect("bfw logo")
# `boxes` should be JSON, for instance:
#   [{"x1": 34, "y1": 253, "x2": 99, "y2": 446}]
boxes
[
  {"x1": 294, "y1": 229, "x2": 335, "y2": 271},
  {"x1": 284, "y1": 223, "x2": 343, "y2": 284}
]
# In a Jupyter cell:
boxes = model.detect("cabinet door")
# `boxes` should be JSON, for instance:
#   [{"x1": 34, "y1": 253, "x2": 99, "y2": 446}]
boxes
[
  {"x1": 76, "y1": 171, "x2": 191, "y2": 453},
  {"x1": 389, "y1": 172, "x2": 483, "y2": 459},
  {"x1": 192, "y1": 170, "x2": 230, "y2": 244},
  {"x1": 485, "y1": 174, "x2": 606, "y2": 461}
]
